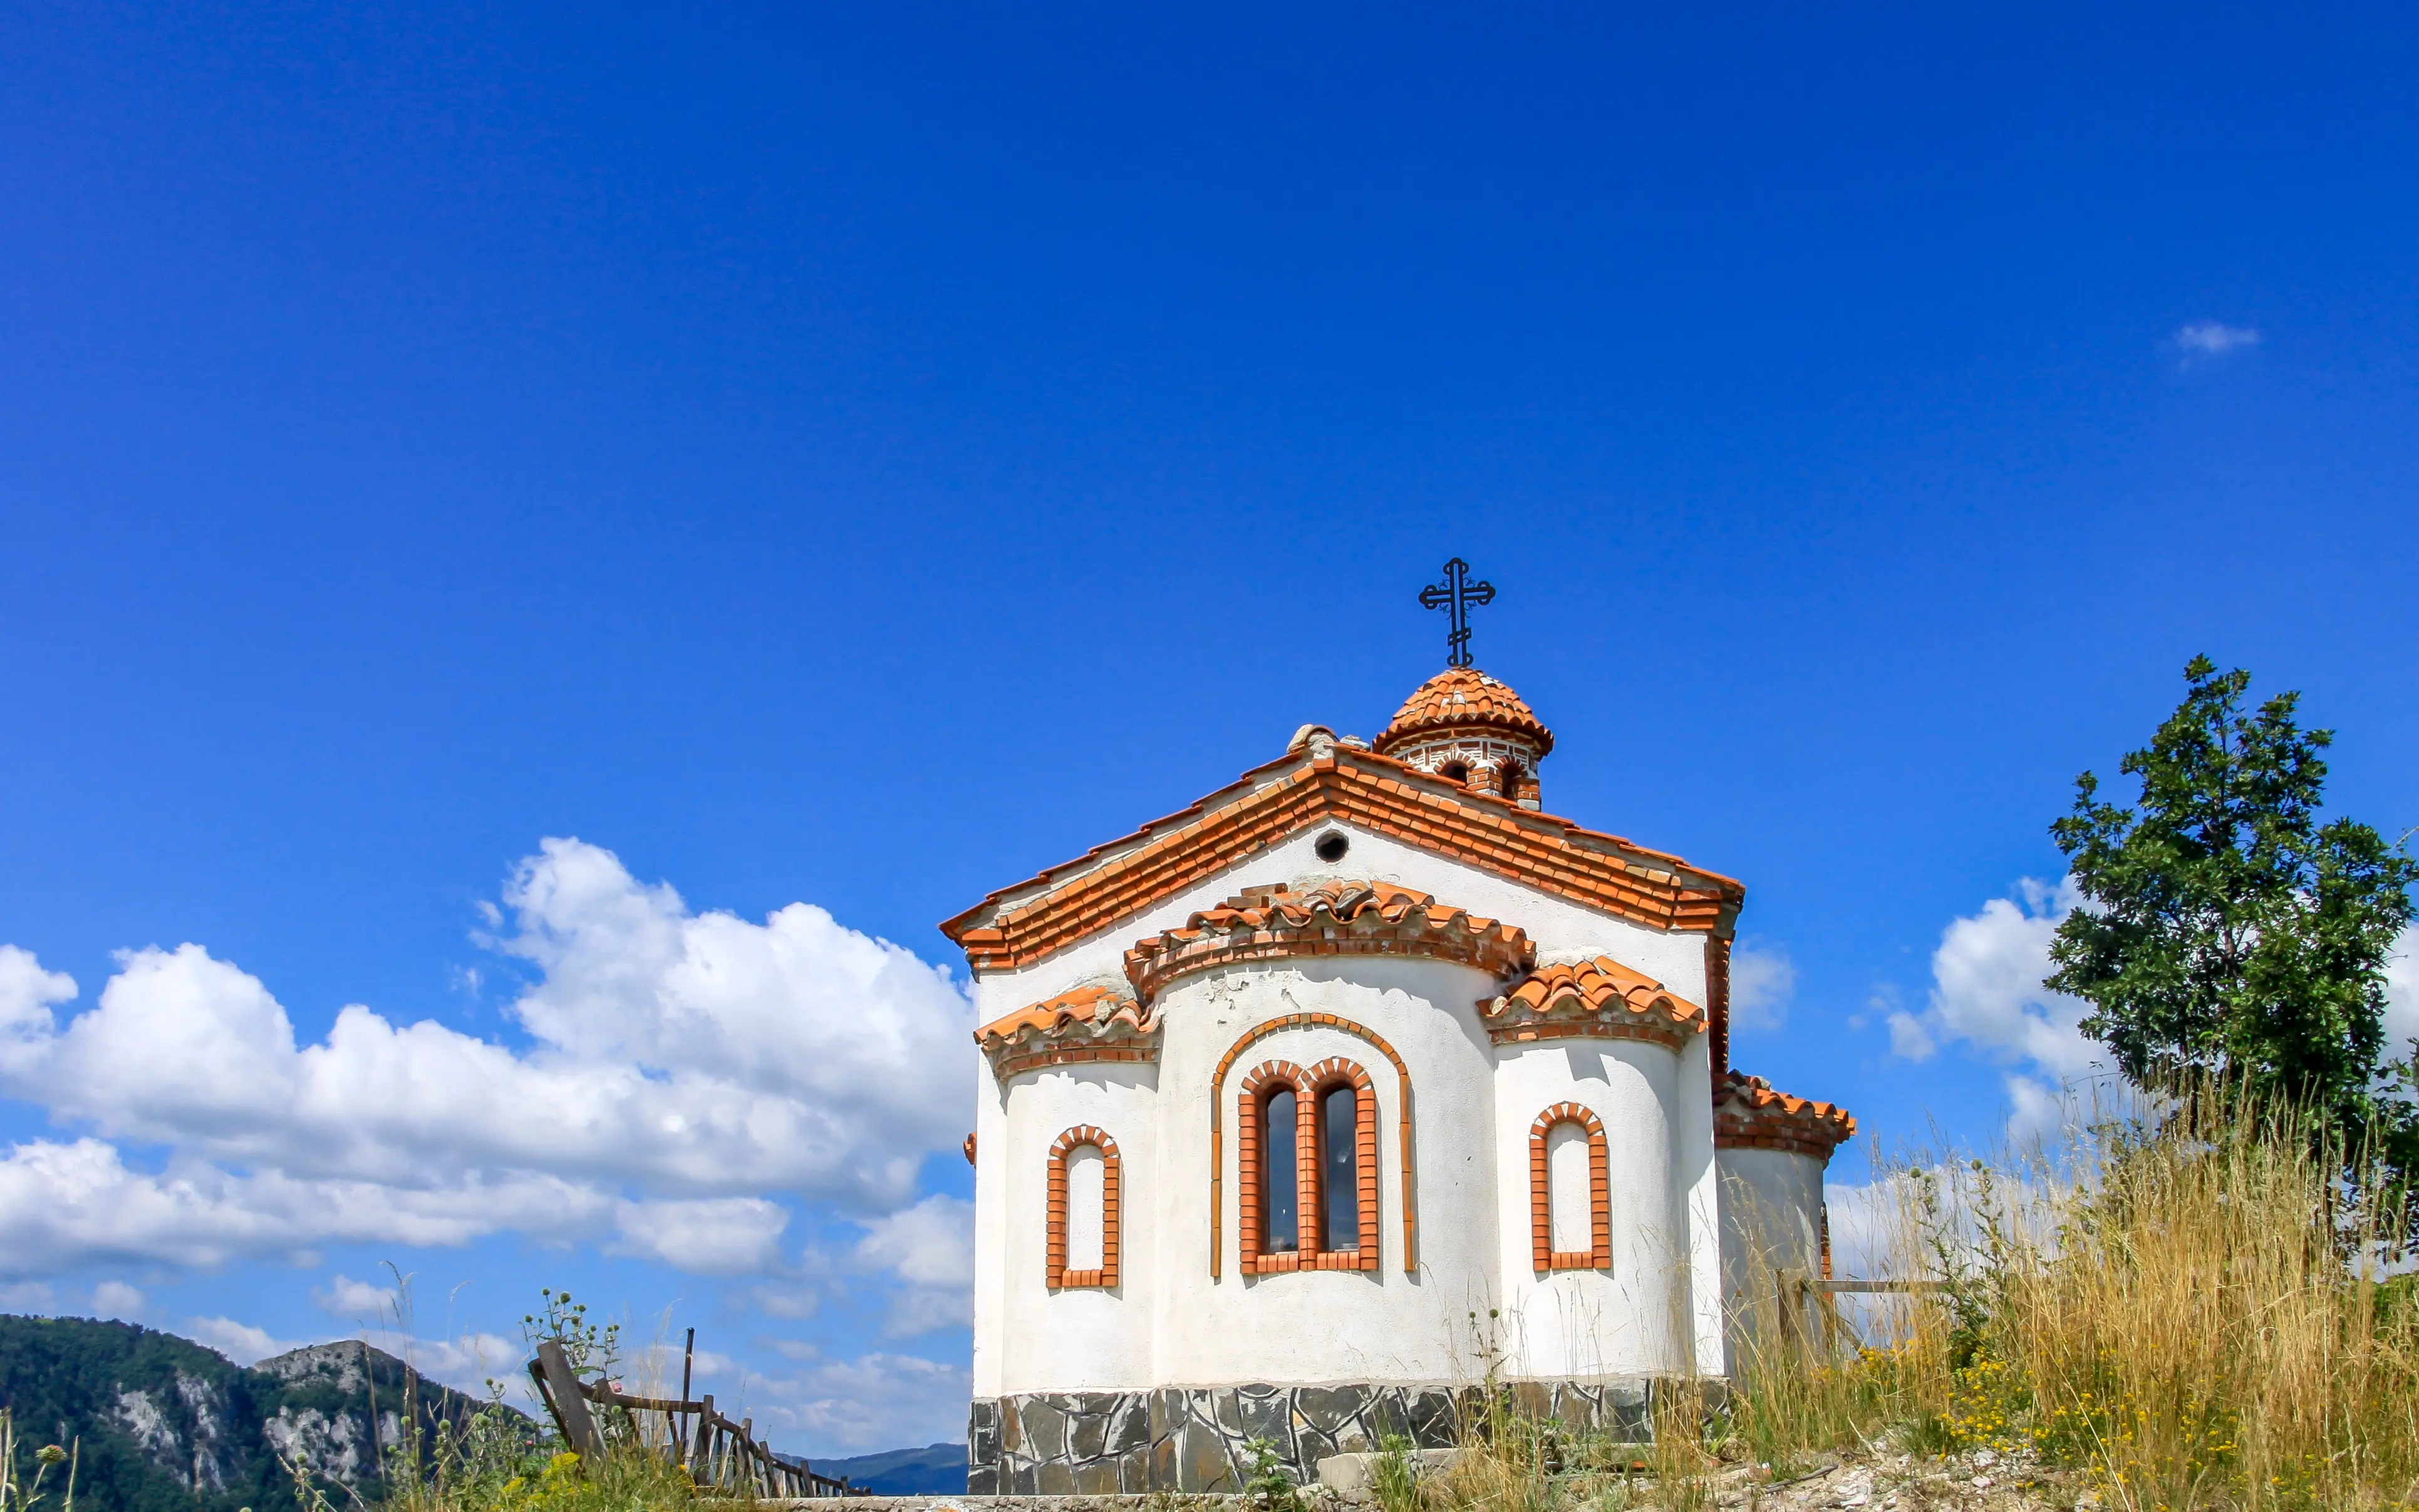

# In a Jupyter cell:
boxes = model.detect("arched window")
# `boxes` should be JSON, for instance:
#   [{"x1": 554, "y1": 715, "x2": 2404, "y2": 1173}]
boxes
[
  {"x1": 1528, "y1": 1103, "x2": 1611, "y2": 1273},
  {"x1": 1498, "y1": 760, "x2": 1522, "y2": 800},
  {"x1": 1238, "y1": 1059, "x2": 1379, "y2": 1273},
  {"x1": 1439, "y1": 760, "x2": 1470, "y2": 784},
  {"x1": 1263, "y1": 1087, "x2": 1299, "y2": 1253},
  {"x1": 1047, "y1": 1126, "x2": 1122, "y2": 1289}
]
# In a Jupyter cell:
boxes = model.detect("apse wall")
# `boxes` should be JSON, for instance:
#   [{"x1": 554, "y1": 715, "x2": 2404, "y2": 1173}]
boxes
[{"x1": 1145, "y1": 953, "x2": 1503, "y2": 1387}]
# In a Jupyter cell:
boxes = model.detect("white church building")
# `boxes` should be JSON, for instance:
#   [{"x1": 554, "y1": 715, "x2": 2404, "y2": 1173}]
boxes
[{"x1": 943, "y1": 662, "x2": 1855, "y2": 1494}]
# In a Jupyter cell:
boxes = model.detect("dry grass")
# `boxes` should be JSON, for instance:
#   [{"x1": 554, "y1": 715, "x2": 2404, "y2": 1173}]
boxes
[{"x1": 1419, "y1": 1093, "x2": 2419, "y2": 1512}]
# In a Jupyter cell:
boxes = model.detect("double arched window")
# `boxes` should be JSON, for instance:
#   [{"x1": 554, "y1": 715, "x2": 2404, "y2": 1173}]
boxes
[
  {"x1": 1528, "y1": 1102, "x2": 1612, "y2": 1273},
  {"x1": 1238, "y1": 1058, "x2": 1379, "y2": 1273},
  {"x1": 1046, "y1": 1126, "x2": 1122, "y2": 1289}
]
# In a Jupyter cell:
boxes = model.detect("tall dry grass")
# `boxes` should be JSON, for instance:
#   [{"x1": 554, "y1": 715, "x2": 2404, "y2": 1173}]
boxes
[
  {"x1": 1417, "y1": 1092, "x2": 2418, "y2": 1512},
  {"x1": 1719, "y1": 1089, "x2": 2419, "y2": 1509}
]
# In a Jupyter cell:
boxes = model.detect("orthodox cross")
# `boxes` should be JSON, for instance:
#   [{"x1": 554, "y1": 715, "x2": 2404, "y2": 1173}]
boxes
[{"x1": 1418, "y1": 558, "x2": 1495, "y2": 668}]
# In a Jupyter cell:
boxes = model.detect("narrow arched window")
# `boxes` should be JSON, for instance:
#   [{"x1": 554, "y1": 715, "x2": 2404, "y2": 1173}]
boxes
[
  {"x1": 1320, "y1": 1084, "x2": 1359, "y2": 1251},
  {"x1": 1263, "y1": 1088, "x2": 1299, "y2": 1253},
  {"x1": 1046, "y1": 1126, "x2": 1121, "y2": 1289},
  {"x1": 1301, "y1": 1057, "x2": 1379, "y2": 1271},
  {"x1": 1238, "y1": 1062, "x2": 1310, "y2": 1273},
  {"x1": 1499, "y1": 761, "x2": 1522, "y2": 799},
  {"x1": 1528, "y1": 1103, "x2": 1611, "y2": 1273},
  {"x1": 1440, "y1": 760, "x2": 1470, "y2": 784}
]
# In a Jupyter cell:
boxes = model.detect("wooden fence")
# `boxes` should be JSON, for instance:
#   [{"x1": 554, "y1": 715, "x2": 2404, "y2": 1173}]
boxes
[{"x1": 528, "y1": 1341, "x2": 861, "y2": 1498}]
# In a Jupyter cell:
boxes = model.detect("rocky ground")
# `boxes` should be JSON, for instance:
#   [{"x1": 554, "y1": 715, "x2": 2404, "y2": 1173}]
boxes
[{"x1": 1702, "y1": 1447, "x2": 2088, "y2": 1509}]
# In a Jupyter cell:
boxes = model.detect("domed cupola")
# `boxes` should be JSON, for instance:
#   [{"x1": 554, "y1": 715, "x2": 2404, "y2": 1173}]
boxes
[{"x1": 1373, "y1": 667, "x2": 1552, "y2": 808}]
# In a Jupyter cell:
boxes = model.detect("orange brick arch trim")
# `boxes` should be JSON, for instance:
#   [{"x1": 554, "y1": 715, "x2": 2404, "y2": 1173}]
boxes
[
  {"x1": 1210, "y1": 1013, "x2": 1415, "y2": 1278},
  {"x1": 1046, "y1": 1126, "x2": 1121, "y2": 1290},
  {"x1": 1528, "y1": 1103, "x2": 1611, "y2": 1274},
  {"x1": 1235, "y1": 1058, "x2": 1380, "y2": 1275}
]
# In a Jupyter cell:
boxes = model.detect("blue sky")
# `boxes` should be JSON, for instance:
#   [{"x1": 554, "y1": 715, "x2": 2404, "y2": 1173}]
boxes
[{"x1": 3, "y1": 0, "x2": 2417, "y2": 1456}]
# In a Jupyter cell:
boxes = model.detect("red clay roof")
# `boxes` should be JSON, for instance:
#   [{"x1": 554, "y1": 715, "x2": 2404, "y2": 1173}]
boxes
[
  {"x1": 973, "y1": 983, "x2": 1156, "y2": 1050},
  {"x1": 1483, "y1": 956, "x2": 1706, "y2": 1037},
  {"x1": 1122, "y1": 879, "x2": 1535, "y2": 999},
  {"x1": 1374, "y1": 668, "x2": 1554, "y2": 759},
  {"x1": 938, "y1": 744, "x2": 1741, "y2": 973},
  {"x1": 1714, "y1": 1069, "x2": 1857, "y2": 1157}
]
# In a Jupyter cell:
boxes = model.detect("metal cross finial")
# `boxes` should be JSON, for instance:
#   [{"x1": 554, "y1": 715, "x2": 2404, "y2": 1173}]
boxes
[{"x1": 1418, "y1": 558, "x2": 1496, "y2": 668}]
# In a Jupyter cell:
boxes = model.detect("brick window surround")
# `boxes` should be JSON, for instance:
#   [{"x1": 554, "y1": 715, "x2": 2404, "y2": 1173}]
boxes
[
  {"x1": 1209, "y1": 1013, "x2": 1416, "y2": 1278},
  {"x1": 1046, "y1": 1126, "x2": 1121, "y2": 1290},
  {"x1": 1528, "y1": 1102, "x2": 1612, "y2": 1273},
  {"x1": 1236, "y1": 1059, "x2": 1379, "y2": 1275}
]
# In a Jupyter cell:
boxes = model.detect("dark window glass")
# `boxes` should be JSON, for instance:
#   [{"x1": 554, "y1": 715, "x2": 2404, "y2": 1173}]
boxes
[
  {"x1": 1323, "y1": 1085, "x2": 1359, "y2": 1250},
  {"x1": 1500, "y1": 762, "x2": 1521, "y2": 798},
  {"x1": 1263, "y1": 1089, "x2": 1298, "y2": 1252}
]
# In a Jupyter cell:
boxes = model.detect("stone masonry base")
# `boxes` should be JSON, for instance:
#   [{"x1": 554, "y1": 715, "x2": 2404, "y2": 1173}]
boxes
[{"x1": 968, "y1": 1379, "x2": 1668, "y2": 1494}]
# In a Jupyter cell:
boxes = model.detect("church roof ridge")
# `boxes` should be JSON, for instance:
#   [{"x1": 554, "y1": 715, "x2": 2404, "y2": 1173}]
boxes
[
  {"x1": 1122, "y1": 878, "x2": 1535, "y2": 1000},
  {"x1": 939, "y1": 742, "x2": 1740, "y2": 972}
]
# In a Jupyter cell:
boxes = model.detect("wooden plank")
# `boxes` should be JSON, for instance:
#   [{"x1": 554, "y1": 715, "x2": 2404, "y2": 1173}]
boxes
[{"x1": 534, "y1": 1342, "x2": 606, "y2": 1458}]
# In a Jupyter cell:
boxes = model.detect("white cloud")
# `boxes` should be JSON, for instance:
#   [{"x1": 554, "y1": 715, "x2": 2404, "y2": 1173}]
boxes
[
  {"x1": 2175, "y1": 320, "x2": 2261, "y2": 356},
  {"x1": 0, "y1": 839, "x2": 976, "y2": 1284},
  {"x1": 186, "y1": 1315, "x2": 296, "y2": 1365},
  {"x1": 0, "y1": 1280, "x2": 56, "y2": 1311},
  {"x1": 1888, "y1": 878, "x2": 2110, "y2": 1137},
  {"x1": 741, "y1": 1344, "x2": 975, "y2": 1454},
  {"x1": 1727, "y1": 945, "x2": 1796, "y2": 1035},
  {"x1": 93, "y1": 1279, "x2": 146, "y2": 1319},
  {"x1": 852, "y1": 1194, "x2": 973, "y2": 1337},
  {"x1": 2383, "y1": 926, "x2": 2419, "y2": 1067},
  {"x1": 1897, "y1": 878, "x2": 2103, "y2": 1077},
  {"x1": 314, "y1": 1272, "x2": 396, "y2": 1320},
  {"x1": 609, "y1": 1198, "x2": 791, "y2": 1274},
  {"x1": 374, "y1": 1330, "x2": 522, "y2": 1397}
]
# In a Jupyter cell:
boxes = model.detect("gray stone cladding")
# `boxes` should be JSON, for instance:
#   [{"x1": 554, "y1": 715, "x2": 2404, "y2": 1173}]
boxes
[{"x1": 966, "y1": 1379, "x2": 1656, "y2": 1494}]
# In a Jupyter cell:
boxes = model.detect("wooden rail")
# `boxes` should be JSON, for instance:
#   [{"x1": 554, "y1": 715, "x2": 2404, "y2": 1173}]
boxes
[{"x1": 528, "y1": 1341, "x2": 861, "y2": 1498}]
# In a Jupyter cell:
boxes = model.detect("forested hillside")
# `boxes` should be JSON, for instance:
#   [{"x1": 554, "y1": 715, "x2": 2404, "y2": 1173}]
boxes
[{"x1": 0, "y1": 1316, "x2": 526, "y2": 1512}]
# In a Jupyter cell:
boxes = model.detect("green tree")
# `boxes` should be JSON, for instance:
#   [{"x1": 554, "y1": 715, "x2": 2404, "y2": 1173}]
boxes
[{"x1": 2046, "y1": 657, "x2": 2419, "y2": 1209}]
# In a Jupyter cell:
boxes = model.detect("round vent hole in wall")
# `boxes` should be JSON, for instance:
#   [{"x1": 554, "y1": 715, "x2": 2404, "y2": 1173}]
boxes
[{"x1": 1315, "y1": 832, "x2": 1350, "y2": 864}]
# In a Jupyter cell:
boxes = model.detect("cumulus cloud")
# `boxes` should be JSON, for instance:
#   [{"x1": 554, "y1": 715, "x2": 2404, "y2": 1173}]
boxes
[
  {"x1": 2383, "y1": 927, "x2": 2419, "y2": 1067},
  {"x1": 93, "y1": 1279, "x2": 145, "y2": 1320},
  {"x1": 314, "y1": 1272, "x2": 396, "y2": 1319},
  {"x1": 852, "y1": 1195, "x2": 975, "y2": 1337},
  {"x1": 0, "y1": 839, "x2": 975, "y2": 1281},
  {"x1": 1727, "y1": 944, "x2": 1796, "y2": 1035},
  {"x1": 742, "y1": 1344, "x2": 976, "y2": 1454},
  {"x1": 2175, "y1": 320, "x2": 2261, "y2": 356},
  {"x1": 186, "y1": 1315, "x2": 297, "y2": 1365},
  {"x1": 1886, "y1": 878, "x2": 2109, "y2": 1135}
]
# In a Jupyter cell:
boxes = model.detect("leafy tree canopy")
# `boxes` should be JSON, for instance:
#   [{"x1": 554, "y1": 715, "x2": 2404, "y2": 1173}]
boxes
[{"x1": 2047, "y1": 656, "x2": 2419, "y2": 1211}]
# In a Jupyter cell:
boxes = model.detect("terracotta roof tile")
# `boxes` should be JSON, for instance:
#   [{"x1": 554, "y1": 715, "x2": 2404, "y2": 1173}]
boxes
[
  {"x1": 1123, "y1": 879, "x2": 1535, "y2": 999},
  {"x1": 1714, "y1": 1069, "x2": 1857, "y2": 1158},
  {"x1": 1479, "y1": 956, "x2": 1706, "y2": 1049},
  {"x1": 1374, "y1": 667, "x2": 1554, "y2": 758},
  {"x1": 973, "y1": 984, "x2": 1161, "y2": 1080},
  {"x1": 938, "y1": 745, "x2": 1741, "y2": 973}
]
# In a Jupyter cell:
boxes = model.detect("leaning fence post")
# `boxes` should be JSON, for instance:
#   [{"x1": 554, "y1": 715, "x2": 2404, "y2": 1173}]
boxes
[{"x1": 533, "y1": 1342, "x2": 605, "y2": 1459}]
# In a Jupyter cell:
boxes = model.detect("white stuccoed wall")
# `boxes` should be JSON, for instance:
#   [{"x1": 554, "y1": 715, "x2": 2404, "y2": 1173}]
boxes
[
  {"x1": 967, "y1": 816, "x2": 1734, "y2": 1397},
  {"x1": 977, "y1": 1059, "x2": 1159, "y2": 1397},
  {"x1": 1716, "y1": 1144, "x2": 1828, "y2": 1352},
  {"x1": 1491, "y1": 1037, "x2": 1692, "y2": 1379},
  {"x1": 1147, "y1": 956, "x2": 1504, "y2": 1387}
]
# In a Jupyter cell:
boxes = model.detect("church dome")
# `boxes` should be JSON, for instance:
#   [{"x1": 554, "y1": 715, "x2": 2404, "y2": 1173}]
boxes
[{"x1": 1372, "y1": 668, "x2": 1552, "y2": 807}]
